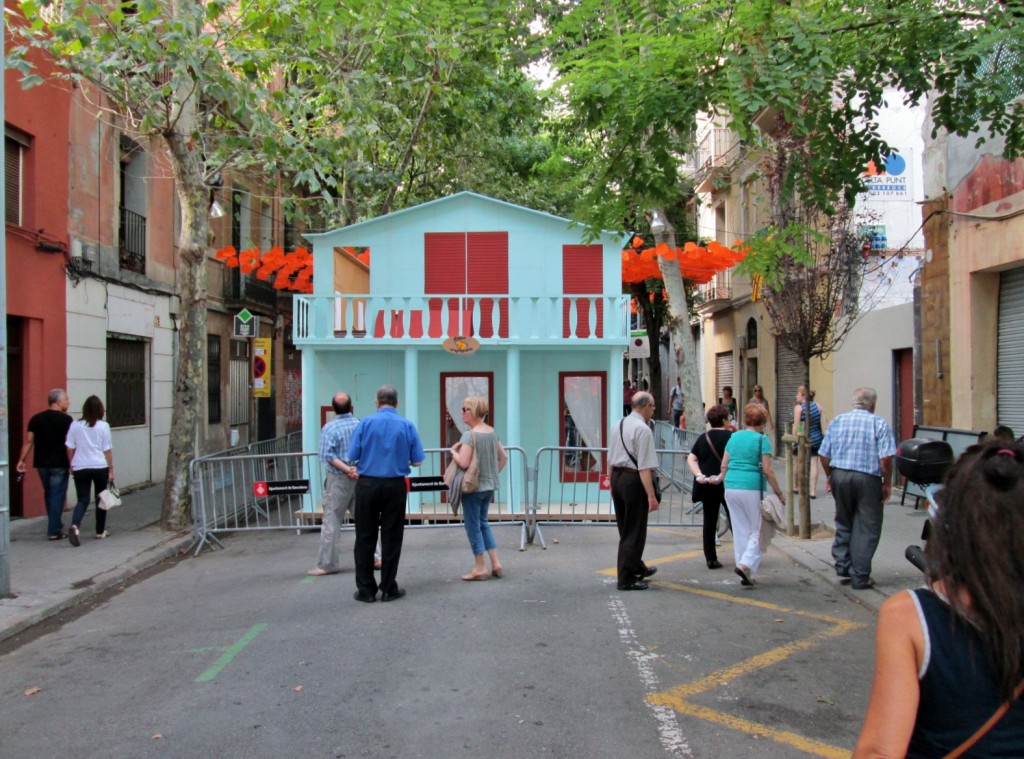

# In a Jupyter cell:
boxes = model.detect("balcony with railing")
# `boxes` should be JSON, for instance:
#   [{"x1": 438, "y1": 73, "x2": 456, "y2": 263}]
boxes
[
  {"x1": 691, "y1": 127, "x2": 742, "y2": 193},
  {"x1": 694, "y1": 271, "x2": 734, "y2": 312},
  {"x1": 119, "y1": 206, "x2": 146, "y2": 274},
  {"x1": 293, "y1": 293, "x2": 631, "y2": 348},
  {"x1": 223, "y1": 267, "x2": 279, "y2": 310}
]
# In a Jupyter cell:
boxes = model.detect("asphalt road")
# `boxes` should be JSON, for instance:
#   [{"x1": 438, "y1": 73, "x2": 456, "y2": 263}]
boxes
[{"x1": 0, "y1": 524, "x2": 875, "y2": 758}]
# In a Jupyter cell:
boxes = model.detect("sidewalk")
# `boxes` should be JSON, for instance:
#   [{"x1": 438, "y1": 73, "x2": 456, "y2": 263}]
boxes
[
  {"x1": 0, "y1": 461, "x2": 928, "y2": 644},
  {"x1": 0, "y1": 484, "x2": 193, "y2": 645},
  {"x1": 766, "y1": 456, "x2": 929, "y2": 613}
]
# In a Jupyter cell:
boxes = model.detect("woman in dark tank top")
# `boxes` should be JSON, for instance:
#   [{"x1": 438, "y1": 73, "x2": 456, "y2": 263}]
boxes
[{"x1": 854, "y1": 440, "x2": 1024, "y2": 757}]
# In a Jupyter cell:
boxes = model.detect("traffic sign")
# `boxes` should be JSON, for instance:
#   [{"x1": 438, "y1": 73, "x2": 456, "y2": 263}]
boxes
[{"x1": 234, "y1": 308, "x2": 258, "y2": 337}]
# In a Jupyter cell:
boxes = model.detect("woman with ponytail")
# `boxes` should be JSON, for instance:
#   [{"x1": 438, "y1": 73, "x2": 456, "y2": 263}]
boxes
[{"x1": 854, "y1": 439, "x2": 1024, "y2": 757}]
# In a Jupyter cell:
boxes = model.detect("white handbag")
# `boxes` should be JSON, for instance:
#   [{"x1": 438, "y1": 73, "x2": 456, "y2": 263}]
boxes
[{"x1": 98, "y1": 484, "x2": 122, "y2": 510}]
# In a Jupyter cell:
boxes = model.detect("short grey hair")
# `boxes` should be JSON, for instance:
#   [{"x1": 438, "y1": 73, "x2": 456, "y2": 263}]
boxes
[
  {"x1": 48, "y1": 388, "x2": 66, "y2": 405},
  {"x1": 852, "y1": 387, "x2": 877, "y2": 409},
  {"x1": 376, "y1": 384, "x2": 398, "y2": 406}
]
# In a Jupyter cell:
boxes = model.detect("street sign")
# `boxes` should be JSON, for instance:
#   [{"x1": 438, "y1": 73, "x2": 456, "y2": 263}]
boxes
[
  {"x1": 252, "y1": 337, "x2": 271, "y2": 398},
  {"x1": 234, "y1": 308, "x2": 258, "y2": 337},
  {"x1": 253, "y1": 479, "x2": 310, "y2": 497}
]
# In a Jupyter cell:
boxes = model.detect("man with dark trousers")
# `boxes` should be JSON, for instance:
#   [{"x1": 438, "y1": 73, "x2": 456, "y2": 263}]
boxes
[
  {"x1": 16, "y1": 388, "x2": 73, "y2": 540},
  {"x1": 607, "y1": 390, "x2": 660, "y2": 590},
  {"x1": 347, "y1": 385, "x2": 425, "y2": 603}
]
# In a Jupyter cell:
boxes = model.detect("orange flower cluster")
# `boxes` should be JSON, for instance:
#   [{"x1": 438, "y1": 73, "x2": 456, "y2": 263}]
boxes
[
  {"x1": 215, "y1": 245, "x2": 314, "y2": 293},
  {"x1": 622, "y1": 238, "x2": 747, "y2": 285}
]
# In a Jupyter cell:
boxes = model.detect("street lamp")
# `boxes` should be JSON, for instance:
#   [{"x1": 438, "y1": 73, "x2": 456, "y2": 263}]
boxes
[{"x1": 649, "y1": 209, "x2": 667, "y2": 236}]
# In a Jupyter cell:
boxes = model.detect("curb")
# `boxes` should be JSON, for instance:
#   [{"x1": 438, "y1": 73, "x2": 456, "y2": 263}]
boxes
[{"x1": 0, "y1": 532, "x2": 193, "y2": 647}]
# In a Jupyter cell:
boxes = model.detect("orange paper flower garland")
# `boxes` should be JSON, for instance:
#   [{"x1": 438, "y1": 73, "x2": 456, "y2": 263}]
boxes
[{"x1": 215, "y1": 245, "x2": 314, "y2": 293}]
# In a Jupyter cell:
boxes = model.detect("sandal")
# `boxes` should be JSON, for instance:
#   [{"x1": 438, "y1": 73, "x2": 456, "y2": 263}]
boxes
[
  {"x1": 48, "y1": 531, "x2": 67, "y2": 541},
  {"x1": 68, "y1": 525, "x2": 80, "y2": 547},
  {"x1": 95, "y1": 530, "x2": 111, "y2": 540}
]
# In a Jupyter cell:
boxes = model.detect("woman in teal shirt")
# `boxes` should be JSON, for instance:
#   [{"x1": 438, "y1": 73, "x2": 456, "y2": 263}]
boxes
[{"x1": 719, "y1": 403, "x2": 785, "y2": 586}]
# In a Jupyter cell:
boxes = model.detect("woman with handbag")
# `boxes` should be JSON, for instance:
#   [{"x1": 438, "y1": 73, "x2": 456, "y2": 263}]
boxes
[
  {"x1": 65, "y1": 395, "x2": 114, "y2": 546},
  {"x1": 687, "y1": 404, "x2": 733, "y2": 569},
  {"x1": 719, "y1": 403, "x2": 784, "y2": 586},
  {"x1": 854, "y1": 440, "x2": 1024, "y2": 757},
  {"x1": 450, "y1": 396, "x2": 508, "y2": 581}
]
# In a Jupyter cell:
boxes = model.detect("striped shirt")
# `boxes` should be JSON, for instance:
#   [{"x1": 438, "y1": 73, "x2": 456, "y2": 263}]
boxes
[
  {"x1": 818, "y1": 408, "x2": 895, "y2": 477},
  {"x1": 318, "y1": 412, "x2": 358, "y2": 476}
]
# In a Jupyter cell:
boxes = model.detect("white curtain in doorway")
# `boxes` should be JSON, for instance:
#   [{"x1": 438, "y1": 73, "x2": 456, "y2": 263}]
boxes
[
  {"x1": 564, "y1": 375, "x2": 602, "y2": 454},
  {"x1": 445, "y1": 376, "x2": 490, "y2": 434}
]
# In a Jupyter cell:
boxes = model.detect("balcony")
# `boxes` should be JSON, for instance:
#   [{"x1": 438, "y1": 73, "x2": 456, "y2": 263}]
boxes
[
  {"x1": 119, "y1": 206, "x2": 146, "y2": 274},
  {"x1": 694, "y1": 272, "x2": 734, "y2": 313},
  {"x1": 293, "y1": 294, "x2": 631, "y2": 348},
  {"x1": 223, "y1": 268, "x2": 279, "y2": 311},
  {"x1": 691, "y1": 127, "x2": 742, "y2": 193}
]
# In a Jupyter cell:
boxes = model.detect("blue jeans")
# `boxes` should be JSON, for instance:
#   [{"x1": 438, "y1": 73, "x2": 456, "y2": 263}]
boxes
[
  {"x1": 37, "y1": 467, "x2": 70, "y2": 537},
  {"x1": 72, "y1": 468, "x2": 110, "y2": 536},
  {"x1": 462, "y1": 489, "x2": 497, "y2": 556}
]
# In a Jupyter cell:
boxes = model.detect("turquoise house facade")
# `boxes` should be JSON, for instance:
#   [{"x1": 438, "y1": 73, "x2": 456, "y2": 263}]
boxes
[{"x1": 294, "y1": 192, "x2": 630, "y2": 511}]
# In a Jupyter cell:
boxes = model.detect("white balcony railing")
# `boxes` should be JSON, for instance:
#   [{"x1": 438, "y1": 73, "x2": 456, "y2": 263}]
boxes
[{"x1": 294, "y1": 294, "x2": 631, "y2": 345}]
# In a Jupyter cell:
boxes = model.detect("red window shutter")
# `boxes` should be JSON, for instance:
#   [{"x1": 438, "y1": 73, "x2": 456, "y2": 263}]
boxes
[
  {"x1": 425, "y1": 233, "x2": 466, "y2": 337},
  {"x1": 468, "y1": 232, "x2": 509, "y2": 338},
  {"x1": 562, "y1": 245, "x2": 604, "y2": 337}
]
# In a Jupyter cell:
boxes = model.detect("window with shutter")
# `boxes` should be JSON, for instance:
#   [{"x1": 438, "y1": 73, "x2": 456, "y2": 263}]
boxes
[
  {"x1": 424, "y1": 231, "x2": 509, "y2": 338},
  {"x1": 562, "y1": 245, "x2": 604, "y2": 337},
  {"x1": 5, "y1": 136, "x2": 23, "y2": 226}
]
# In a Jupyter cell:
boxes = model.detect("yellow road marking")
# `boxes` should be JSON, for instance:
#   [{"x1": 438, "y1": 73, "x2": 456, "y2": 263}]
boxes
[
  {"x1": 607, "y1": 562, "x2": 867, "y2": 756},
  {"x1": 598, "y1": 549, "x2": 704, "y2": 576},
  {"x1": 665, "y1": 699, "x2": 851, "y2": 759}
]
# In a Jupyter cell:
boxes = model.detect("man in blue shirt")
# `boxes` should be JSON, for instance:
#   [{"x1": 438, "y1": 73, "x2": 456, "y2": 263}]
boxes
[
  {"x1": 347, "y1": 385, "x2": 425, "y2": 603},
  {"x1": 818, "y1": 387, "x2": 896, "y2": 590}
]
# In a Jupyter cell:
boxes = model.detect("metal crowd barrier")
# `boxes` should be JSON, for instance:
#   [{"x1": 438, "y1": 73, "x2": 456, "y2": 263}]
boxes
[
  {"x1": 187, "y1": 429, "x2": 707, "y2": 555},
  {"x1": 188, "y1": 443, "x2": 531, "y2": 555},
  {"x1": 526, "y1": 445, "x2": 701, "y2": 548}
]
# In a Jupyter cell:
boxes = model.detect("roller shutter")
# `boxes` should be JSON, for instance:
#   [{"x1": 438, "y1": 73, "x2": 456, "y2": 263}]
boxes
[
  {"x1": 998, "y1": 268, "x2": 1024, "y2": 433},
  {"x1": 776, "y1": 341, "x2": 804, "y2": 447}
]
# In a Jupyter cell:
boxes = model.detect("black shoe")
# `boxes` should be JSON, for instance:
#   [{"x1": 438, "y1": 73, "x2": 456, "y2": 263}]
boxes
[
  {"x1": 851, "y1": 578, "x2": 876, "y2": 590},
  {"x1": 637, "y1": 565, "x2": 657, "y2": 578},
  {"x1": 734, "y1": 566, "x2": 754, "y2": 586},
  {"x1": 836, "y1": 567, "x2": 852, "y2": 584},
  {"x1": 617, "y1": 580, "x2": 649, "y2": 591},
  {"x1": 707, "y1": 560, "x2": 723, "y2": 569},
  {"x1": 381, "y1": 588, "x2": 406, "y2": 602},
  {"x1": 353, "y1": 591, "x2": 377, "y2": 603},
  {"x1": 68, "y1": 525, "x2": 80, "y2": 547}
]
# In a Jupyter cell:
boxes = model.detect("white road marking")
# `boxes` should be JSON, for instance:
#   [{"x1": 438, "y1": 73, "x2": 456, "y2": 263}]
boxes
[{"x1": 608, "y1": 596, "x2": 693, "y2": 757}]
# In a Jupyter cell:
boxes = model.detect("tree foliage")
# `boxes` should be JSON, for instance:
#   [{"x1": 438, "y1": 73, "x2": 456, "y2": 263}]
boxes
[{"x1": 6, "y1": 0, "x2": 554, "y2": 528}]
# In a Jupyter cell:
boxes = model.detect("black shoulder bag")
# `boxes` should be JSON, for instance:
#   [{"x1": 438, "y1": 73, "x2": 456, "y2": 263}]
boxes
[{"x1": 620, "y1": 421, "x2": 661, "y2": 503}]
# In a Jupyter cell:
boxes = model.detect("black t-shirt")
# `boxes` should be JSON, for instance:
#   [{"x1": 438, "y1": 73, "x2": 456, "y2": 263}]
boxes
[
  {"x1": 690, "y1": 428, "x2": 732, "y2": 502},
  {"x1": 27, "y1": 409, "x2": 73, "y2": 468}
]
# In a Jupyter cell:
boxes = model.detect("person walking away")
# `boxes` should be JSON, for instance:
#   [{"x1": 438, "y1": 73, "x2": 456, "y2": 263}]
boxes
[
  {"x1": 748, "y1": 385, "x2": 773, "y2": 432},
  {"x1": 818, "y1": 386, "x2": 895, "y2": 590},
  {"x1": 853, "y1": 440, "x2": 1024, "y2": 757},
  {"x1": 719, "y1": 403, "x2": 784, "y2": 586},
  {"x1": 670, "y1": 377, "x2": 684, "y2": 428},
  {"x1": 793, "y1": 386, "x2": 828, "y2": 497},
  {"x1": 65, "y1": 395, "x2": 114, "y2": 546},
  {"x1": 451, "y1": 396, "x2": 508, "y2": 581},
  {"x1": 308, "y1": 391, "x2": 381, "y2": 576},
  {"x1": 607, "y1": 391, "x2": 660, "y2": 591},
  {"x1": 347, "y1": 385, "x2": 425, "y2": 603},
  {"x1": 687, "y1": 404, "x2": 733, "y2": 569},
  {"x1": 16, "y1": 388, "x2": 73, "y2": 540}
]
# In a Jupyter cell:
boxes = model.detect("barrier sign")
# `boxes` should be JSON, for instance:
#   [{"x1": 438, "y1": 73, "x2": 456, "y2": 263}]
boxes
[
  {"x1": 599, "y1": 474, "x2": 611, "y2": 490},
  {"x1": 407, "y1": 476, "x2": 448, "y2": 492},
  {"x1": 253, "y1": 479, "x2": 309, "y2": 497}
]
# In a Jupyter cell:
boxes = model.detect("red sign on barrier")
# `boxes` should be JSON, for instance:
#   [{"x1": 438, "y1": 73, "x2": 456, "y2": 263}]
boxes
[{"x1": 599, "y1": 474, "x2": 611, "y2": 490}]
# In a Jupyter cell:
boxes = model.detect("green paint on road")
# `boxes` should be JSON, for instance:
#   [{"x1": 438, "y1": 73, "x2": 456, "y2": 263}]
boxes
[
  {"x1": 195, "y1": 623, "x2": 267, "y2": 682},
  {"x1": 301, "y1": 576, "x2": 317, "y2": 584}
]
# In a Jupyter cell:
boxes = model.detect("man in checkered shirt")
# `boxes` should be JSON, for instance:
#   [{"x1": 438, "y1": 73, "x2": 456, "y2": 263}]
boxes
[{"x1": 818, "y1": 387, "x2": 896, "y2": 591}]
